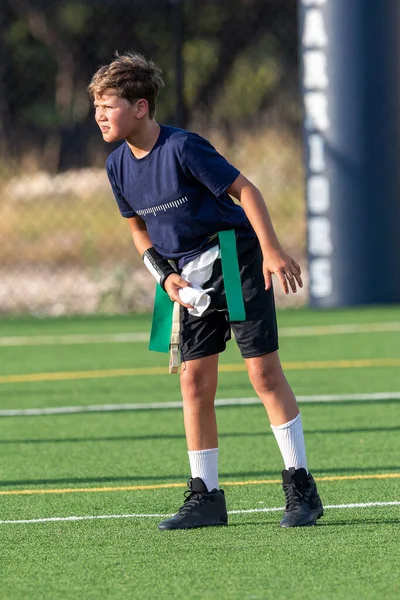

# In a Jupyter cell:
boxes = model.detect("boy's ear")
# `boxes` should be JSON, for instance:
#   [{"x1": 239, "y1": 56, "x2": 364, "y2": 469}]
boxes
[{"x1": 134, "y1": 99, "x2": 149, "y2": 118}]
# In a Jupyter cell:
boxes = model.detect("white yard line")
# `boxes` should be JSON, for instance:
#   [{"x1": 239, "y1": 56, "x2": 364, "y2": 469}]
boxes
[
  {"x1": 279, "y1": 322, "x2": 400, "y2": 337},
  {"x1": 0, "y1": 392, "x2": 399, "y2": 417},
  {"x1": 1, "y1": 321, "x2": 399, "y2": 347},
  {"x1": 0, "y1": 332, "x2": 149, "y2": 346},
  {"x1": 0, "y1": 501, "x2": 399, "y2": 525}
]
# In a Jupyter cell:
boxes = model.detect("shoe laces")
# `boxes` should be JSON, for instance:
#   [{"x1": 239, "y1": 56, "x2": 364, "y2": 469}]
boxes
[
  {"x1": 282, "y1": 482, "x2": 305, "y2": 510},
  {"x1": 178, "y1": 490, "x2": 210, "y2": 516}
]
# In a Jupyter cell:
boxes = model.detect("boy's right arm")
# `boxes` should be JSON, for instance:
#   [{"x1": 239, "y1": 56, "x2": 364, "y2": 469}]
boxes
[
  {"x1": 127, "y1": 216, "x2": 192, "y2": 308},
  {"x1": 127, "y1": 215, "x2": 153, "y2": 256}
]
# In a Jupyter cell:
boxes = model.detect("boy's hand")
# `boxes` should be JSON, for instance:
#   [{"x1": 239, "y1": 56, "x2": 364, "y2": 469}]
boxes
[
  {"x1": 164, "y1": 274, "x2": 194, "y2": 308},
  {"x1": 263, "y1": 251, "x2": 303, "y2": 294}
]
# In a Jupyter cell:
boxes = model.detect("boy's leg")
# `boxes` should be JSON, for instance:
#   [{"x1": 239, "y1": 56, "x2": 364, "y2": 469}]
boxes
[
  {"x1": 158, "y1": 276, "x2": 232, "y2": 531},
  {"x1": 229, "y1": 237, "x2": 323, "y2": 526},
  {"x1": 245, "y1": 350, "x2": 306, "y2": 469},
  {"x1": 245, "y1": 350, "x2": 297, "y2": 425},
  {"x1": 181, "y1": 354, "x2": 220, "y2": 492},
  {"x1": 180, "y1": 354, "x2": 219, "y2": 451},
  {"x1": 245, "y1": 350, "x2": 323, "y2": 526},
  {"x1": 158, "y1": 353, "x2": 228, "y2": 530}
]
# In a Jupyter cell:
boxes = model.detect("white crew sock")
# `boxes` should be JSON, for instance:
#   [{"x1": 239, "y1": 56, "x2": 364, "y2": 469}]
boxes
[
  {"x1": 270, "y1": 413, "x2": 308, "y2": 472},
  {"x1": 188, "y1": 448, "x2": 219, "y2": 492}
]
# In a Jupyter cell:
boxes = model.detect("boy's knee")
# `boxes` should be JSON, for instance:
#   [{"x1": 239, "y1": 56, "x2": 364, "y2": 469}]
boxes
[
  {"x1": 248, "y1": 367, "x2": 283, "y2": 395},
  {"x1": 180, "y1": 364, "x2": 214, "y2": 397}
]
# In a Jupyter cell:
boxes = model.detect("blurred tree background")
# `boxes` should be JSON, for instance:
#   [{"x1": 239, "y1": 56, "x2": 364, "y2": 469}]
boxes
[{"x1": 0, "y1": 0, "x2": 305, "y2": 315}]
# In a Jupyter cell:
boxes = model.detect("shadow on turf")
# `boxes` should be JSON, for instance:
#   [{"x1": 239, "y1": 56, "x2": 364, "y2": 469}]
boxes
[
  {"x1": 227, "y1": 517, "x2": 400, "y2": 528},
  {"x1": 1, "y1": 425, "x2": 399, "y2": 446},
  {"x1": 315, "y1": 518, "x2": 400, "y2": 526},
  {"x1": 1, "y1": 465, "x2": 399, "y2": 487}
]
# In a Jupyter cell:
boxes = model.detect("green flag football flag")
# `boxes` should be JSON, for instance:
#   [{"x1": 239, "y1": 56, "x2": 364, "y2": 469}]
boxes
[
  {"x1": 149, "y1": 284, "x2": 174, "y2": 353},
  {"x1": 149, "y1": 230, "x2": 245, "y2": 353}
]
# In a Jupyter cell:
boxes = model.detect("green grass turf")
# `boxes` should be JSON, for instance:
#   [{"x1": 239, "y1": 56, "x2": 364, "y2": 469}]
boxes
[
  {"x1": 1, "y1": 304, "x2": 400, "y2": 337},
  {"x1": 1, "y1": 327, "x2": 399, "y2": 373},
  {"x1": 0, "y1": 307, "x2": 399, "y2": 599}
]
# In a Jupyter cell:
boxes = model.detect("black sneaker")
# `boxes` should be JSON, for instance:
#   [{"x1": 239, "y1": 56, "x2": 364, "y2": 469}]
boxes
[
  {"x1": 158, "y1": 477, "x2": 228, "y2": 530},
  {"x1": 307, "y1": 472, "x2": 324, "y2": 521},
  {"x1": 280, "y1": 467, "x2": 324, "y2": 528}
]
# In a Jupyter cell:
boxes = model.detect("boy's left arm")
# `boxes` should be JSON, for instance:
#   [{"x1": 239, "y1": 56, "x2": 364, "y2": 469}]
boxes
[{"x1": 227, "y1": 174, "x2": 302, "y2": 295}]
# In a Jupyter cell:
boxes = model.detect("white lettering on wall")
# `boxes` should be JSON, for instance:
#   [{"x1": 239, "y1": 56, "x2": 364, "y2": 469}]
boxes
[
  {"x1": 304, "y1": 92, "x2": 330, "y2": 131},
  {"x1": 309, "y1": 259, "x2": 332, "y2": 297},
  {"x1": 302, "y1": 9, "x2": 328, "y2": 47},
  {"x1": 308, "y1": 134, "x2": 325, "y2": 171},
  {"x1": 307, "y1": 176, "x2": 330, "y2": 213},
  {"x1": 302, "y1": 0, "x2": 327, "y2": 6},
  {"x1": 302, "y1": 0, "x2": 332, "y2": 299},
  {"x1": 303, "y1": 51, "x2": 328, "y2": 88},
  {"x1": 308, "y1": 217, "x2": 333, "y2": 255}
]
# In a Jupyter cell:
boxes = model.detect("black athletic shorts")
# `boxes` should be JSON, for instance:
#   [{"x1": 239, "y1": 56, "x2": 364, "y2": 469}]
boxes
[{"x1": 179, "y1": 236, "x2": 279, "y2": 361}]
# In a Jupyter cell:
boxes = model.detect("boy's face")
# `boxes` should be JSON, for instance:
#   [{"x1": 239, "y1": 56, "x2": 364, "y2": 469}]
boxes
[{"x1": 94, "y1": 91, "x2": 137, "y2": 142}]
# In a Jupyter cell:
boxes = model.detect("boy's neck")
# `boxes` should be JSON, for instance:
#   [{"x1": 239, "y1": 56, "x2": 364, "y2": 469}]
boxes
[{"x1": 126, "y1": 121, "x2": 161, "y2": 159}]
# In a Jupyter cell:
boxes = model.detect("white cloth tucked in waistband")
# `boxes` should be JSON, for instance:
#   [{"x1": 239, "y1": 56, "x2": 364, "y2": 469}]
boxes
[
  {"x1": 179, "y1": 285, "x2": 215, "y2": 317},
  {"x1": 178, "y1": 245, "x2": 220, "y2": 316}
]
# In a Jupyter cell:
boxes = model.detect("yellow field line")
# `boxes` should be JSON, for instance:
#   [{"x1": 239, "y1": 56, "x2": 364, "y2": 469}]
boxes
[
  {"x1": 0, "y1": 473, "x2": 399, "y2": 496},
  {"x1": 0, "y1": 367, "x2": 169, "y2": 384},
  {"x1": 1, "y1": 358, "x2": 400, "y2": 385}
]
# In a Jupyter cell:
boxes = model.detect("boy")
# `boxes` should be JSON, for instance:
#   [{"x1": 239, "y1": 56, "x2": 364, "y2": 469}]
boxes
[{"x1": 88, "y1": 52, "x2": 323, "y2": 529}]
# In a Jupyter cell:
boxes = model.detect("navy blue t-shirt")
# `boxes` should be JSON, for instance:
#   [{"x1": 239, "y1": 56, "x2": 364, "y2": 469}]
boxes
[{"x1": 106, "y1": 125, "x2": 255, "y2": 266}]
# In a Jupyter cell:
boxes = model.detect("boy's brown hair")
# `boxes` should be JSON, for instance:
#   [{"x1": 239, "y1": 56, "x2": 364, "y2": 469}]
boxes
[{"x1": 87, "y1": 52, "x2": 164, "y2": 119}]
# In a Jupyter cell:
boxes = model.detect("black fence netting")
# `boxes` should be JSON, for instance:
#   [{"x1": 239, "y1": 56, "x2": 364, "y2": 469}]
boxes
[{"x1": 0, "y1": 0, "x2": 305, "y2": 315}]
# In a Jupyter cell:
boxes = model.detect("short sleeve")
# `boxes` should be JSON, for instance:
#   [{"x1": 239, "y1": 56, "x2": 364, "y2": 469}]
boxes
[
  {"x1": 106, "y1": 161, "x2": 136, "y2": 218},
  {"x1": 181, "y1": 134, "x2": 240, "y2": 196}
]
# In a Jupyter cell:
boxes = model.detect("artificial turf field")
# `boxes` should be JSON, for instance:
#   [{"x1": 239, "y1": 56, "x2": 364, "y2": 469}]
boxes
[{"x1": 0, "y1": 306, "x2": 399, "y2": 600}]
